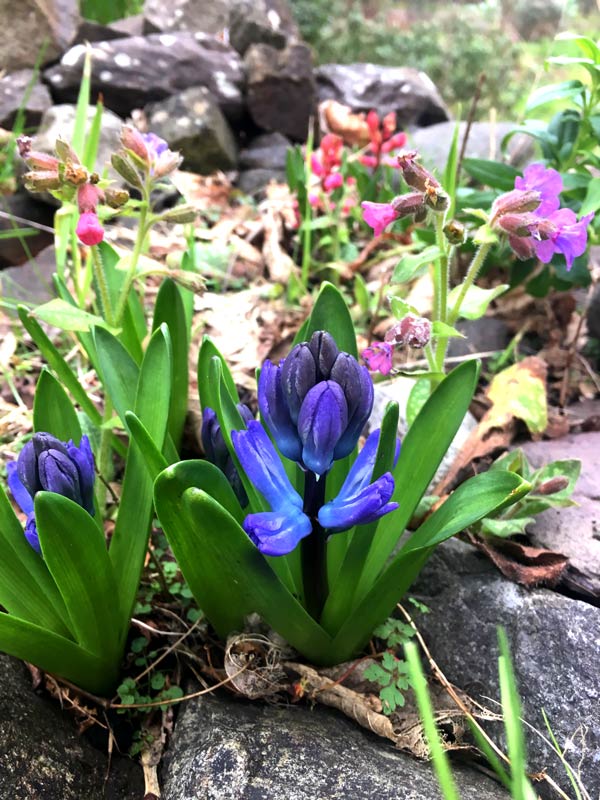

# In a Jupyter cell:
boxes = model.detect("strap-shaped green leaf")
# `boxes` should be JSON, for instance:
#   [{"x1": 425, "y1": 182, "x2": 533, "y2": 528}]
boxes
[
  {"x1": 94, "y1": 326, "x2": 140, "y2": 425},
  {"x1": 35, "y1": 493, "x2": 121, "y2": 659},
  {"x1": 0, "y1": 484, "x2": 72, "y2": 636},
  {"x1": 197, "y1": 335, "x2": 239, "y2": 413},
  {"x1": 124, "y1": 411, "x2": 169, "y2": 480},
  {"x1": 152, "y1": 279, "x2": 190, "y2": 447},
  {"x1": 294, "y1": 282, "x2": 357, "y2": 357},
  {"x1": 0, "y1": 613, "x2": 119, "y2": 696},
  {"x1": 109, "y1": 325, "x2": 172, "y2": 639},
  {"x1": 354, "y1": 359, "x2": 479, "y2": 603},
  {"x1": 329, "y1": 471, "x2": 530, "y2": 662},
  {"x1": 154, "y1": 462, "x2": 333, "y2": 661},
  {"x1": 33, "y1": 369, "x2": 82, "y2": 443}
]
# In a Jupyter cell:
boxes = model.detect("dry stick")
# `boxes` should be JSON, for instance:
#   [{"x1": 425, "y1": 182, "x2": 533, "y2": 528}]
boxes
[
  {"x1": 455, "y1": 74, "x2": 486, "y2": 188},
  {"x1": 395, "y1": 604, "x2": 509, "y2": 767},
  {"x1": 128, "y1": 616, "x2": 203, "y2": 688}
]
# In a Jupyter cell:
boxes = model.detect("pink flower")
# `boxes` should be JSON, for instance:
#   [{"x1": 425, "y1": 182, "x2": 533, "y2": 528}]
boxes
[
  {"x1": 76, "y1": 211, "x2": 104, "y2": 246},
  {"x1": 323, "y1": 172, "x2": 343, "y2": 192},
  {"x1": 531, "y1": 209, "x2": 594, "y2": 271},
  {"x1": 362, "y1": 342, "x2": 393, "y2": 375},
  {"x1": 515, "y1": 163, "x2": 562, "y2": 216},
  {"x1": 361, "y1": 201, "x2": 397, "y2": 237}
]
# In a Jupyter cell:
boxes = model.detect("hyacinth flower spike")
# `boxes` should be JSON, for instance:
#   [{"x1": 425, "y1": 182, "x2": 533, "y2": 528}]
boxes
[
  {"x1": 232, "y1": 421, "x2": 312, "y2": 556},
  {"x1": 318, "y1": 430, "x2": 400, "y2": 532}
]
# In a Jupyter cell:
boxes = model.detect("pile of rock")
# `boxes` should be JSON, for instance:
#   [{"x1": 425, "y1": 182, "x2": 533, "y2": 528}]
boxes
[{"x1": 1, "y1": 0, "x2": 449, "y2": 192}]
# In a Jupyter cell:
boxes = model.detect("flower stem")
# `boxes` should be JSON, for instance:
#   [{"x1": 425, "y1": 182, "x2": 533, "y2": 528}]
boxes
[
  {"x1": 448, "y1": 241, "x2": 493, "y2": 325},
  {"x1": 434, "y1": 212, "x2": 449, "y2": 324},
  {"x1": 301, "y1": 471, "x2": 328, "y2": 621},
  {"x1": 113, "y1": 196, "x2": 149, "y2": 325}
]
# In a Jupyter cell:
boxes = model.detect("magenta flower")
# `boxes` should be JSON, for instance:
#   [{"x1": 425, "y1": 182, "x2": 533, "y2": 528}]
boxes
[
  {"x1": 362, "y1": 342, "x2": 393, "y2": 375},
  {"x1": 76, "y1": 211, "x2": 104, "y2": 246},
  {"x1": 515, "y1": 163, "x2": 562, "y2": 217},
  {"x1": 531, "y1": 209, "x2": 594, "y2": 271},
  {"x1": 361, "y1": 202, "x2": 397, "y2": 237},
  {"x1": 323, "y1": 172, "x2": 343, "y2": 192}
]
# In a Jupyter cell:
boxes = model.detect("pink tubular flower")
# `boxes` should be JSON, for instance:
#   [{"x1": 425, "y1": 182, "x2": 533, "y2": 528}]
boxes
[
  {"x1": 361, "y1": 201, "x2": 397, "y2": 237},
  {"x1": 76, "y1": 211, "x2": 104, "y2": 246},
  {"x1": 531, "y1": 209, "x2": 594, "y2": 271},
  {"x1": 362, "y1": 342, "x2": 393, "y2": 375},
  {"x1": 515, "y1": 162, "x2": 562, "y2": 216},
  {"x1": 323, "y1": 172, "x2": 343, "y2": 192},
  {"x1": 360, "y1": 110, "x2": 407, "y2": 169}
]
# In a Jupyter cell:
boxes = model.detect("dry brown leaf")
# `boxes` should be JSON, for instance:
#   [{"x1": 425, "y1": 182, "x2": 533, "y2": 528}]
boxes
[
  {"x1": 320, "y1": 99, "x2": 371, "y2": 147},
  {"x1": 261, "y1": 203, "x2": 296, "y2": 283},
  {"x1": 472, "y1": 535, "x2": 569, "y2": 588},
  {"x1": 168, "y1": 169, "x2": 232, "y2": 212}
]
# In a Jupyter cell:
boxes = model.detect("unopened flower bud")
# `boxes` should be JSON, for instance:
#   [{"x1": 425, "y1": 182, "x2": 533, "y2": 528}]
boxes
[
  {"x1": 443, "y1": 219, "x2": 466, "y2": 245},
  {"x1": 104, "y1": 187, "x2": 130, "y2": 208},
  {"x1": 153, "y1": 149, "x2": 183, "y2": 178},
  {"x1": 120, "y1": 125, "x2": 150, "y2": 163},
  {"x1": 16, "y1": 135, "x2": 32, "y2": 157},
  {"x1": 397, "y1": 150, "x2": 441, "y2": 192},
  {"x1": 23, "y1": 170, "x2": 61, "y2": 191},
  {"x1": 24, "y1": 151, "x2": 60, "y2": 171},
  {"x1": 158, "y1": 204, "x2": 198, "y2": 224},
  {"x1": 111, "y1": 151, "x2": 143, "y2": 188},
  {"x1": 76, "y1": 211, "x2": 104, "y2": 246},
  {"x1": 391, "y1": 192, "x2": 427, "y2": 219},
  {"x1": 423, "y1": 182, "x2": 449, "y2": 212},
  {"x1": 494, "y1": 212, "x2": 541, "y2": 238},
  {"x1": 490, "y1": 189, "x2": 541, "y2": 225},
  {"x1": 385, "y1": 314, "x2": 431, "y2": 348},
  {"x1": 536, "y1": 476, "x2": 569, "y2": 495},
  {"x1": 55, "y1": 138, "x2": 81, "y2": 164},
  {"x1": 76, "y1": 182, "x2": 103, "y2": 213},
  {"x1": 166, "y1": 270, "x2": 206, "y2": 293}
]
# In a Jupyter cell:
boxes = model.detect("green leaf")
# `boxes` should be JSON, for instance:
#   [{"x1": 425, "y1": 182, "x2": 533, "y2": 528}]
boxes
[
  {"x1": 353, "y1": 273, "x2": 370, "y2": 314},
  {"x1": 83, "y1": 99, "x2": 103, "y2": 172},
  {"x1": 525, "y1": 80, "x2": 585, "y2": 112},
  {"x1": 72, "y1": 46, "x2": 92, "y2": 159},
  {"x1": 152, "y1": 279, "x2": 190, "y2": 448},
  {"x1": 154, "y1": 464, "x2": 333, "y2": 662},
  {"x1": 406, "y1": 378, "x2": 431, "y2": 428},
  {"x1": 480, "y1": 517, "x2": 535, "y2": 537},
  {"x1": 297, "y1": 282, "x2": 357, "y2": 357},
  {"x1": 448, "y1": 283, "x2": 508, "y2": 320},
  {"x1": 197, "y1": 336, "x2": 239, "y2": 414},
  {"x1": 0, "y1": 483, "x2": 72, "y2": 637},
  {"x1": 32, "y1": 298, "x2": 117, "y2": 333},
  {"x1": 580, "y1": 178, "x2": 600, "y2": 216},
  {"x1": 124, "y1": 411, "x2": 169, "y2": 480},
  {"x1": 17, "y1": 307, "x2": 102, "y2": 427},
  {"x1": 353, "y1": 360, "x2": 480, "y2": 604},
  {"x1": 109, "y1": 325, "x2": 172, "y2": 640},
  {"x1": 392, "y1": 246, "x2": 442, "y2": 284},
  {"x1": 390, "y1": 296, "x2": 420, "y2": 319},
  {"x1": 498, "y1": 628, "x2": 528, "y2": 800},
  {"x1": 443, "y1": 119, "x2": 461, "y2": 217},
  {"x1": 33, "y1": 370, "x2": 82, "y2": 443},
  {"x1": 330, "y1": 470, "x2": 529, "y2": 660},
  {"x1": 35, "y1": 493, "x2": 121, "y2": 659},
  {"x1": 94, "y1": 327, "x2": 139, "y2": 425},
  {"x1": 462, "y1": 159, "x2": 520, "y2": 191},
  {"x1": 431, "y1": 321, "x2": 465, "y2": 339}
]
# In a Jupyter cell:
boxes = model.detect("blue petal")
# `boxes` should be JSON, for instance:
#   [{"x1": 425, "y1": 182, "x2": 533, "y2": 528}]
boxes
[
  {"x1": 38, "y1": 450, "x2": 81, "y2": 503},
  {"x1": 318, "y1": 473, "x2": 398, "y2": 532},
  {"x1": 258, "y1": 360, "x2": 303, "y2": 463},
  {"x1": 333, "y1": 365, "x2": 374, "y2": 460},
  {"x1": 232, "y1": 421, "x2": 303, "y2": 510},
  {"x1": 6, "y1": 461, "x2": 34, "y2": 515},
  {"x1": 24, "y1": 512, "x2": 41, "y2": 554},
  {"x1": 243, "y1": 506, "x2": 312, "y2": 556},
  {"x1": 298, "y1": 381, "x2": 348, "y2": 476},
  {"x1": 67, "y1": 436, "x2": 95, "y2": 515}
]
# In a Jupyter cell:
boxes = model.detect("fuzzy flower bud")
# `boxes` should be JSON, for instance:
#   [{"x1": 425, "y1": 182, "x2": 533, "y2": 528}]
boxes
[
  {"x1": 443, "y1": 219, "x2": 466, "y2": 245},
  {"x1": 76, "y1": 182, "x2": 103, "y2": 213},
  {"x1": 385, "y1": 314, "x2": 431, "y2": 348},
  {"x1": 111, "y1": 151, "x2": 143, "y2": 189},
  {"x1": 397, "y1": 150, "x2": 441, "y2": 192},
  {"x1": 104, "y1": 188, "x2": 130, "y2": 208},
  {"x1": 120, "y1": 125, "x2": 150, "y2": 163},
  {"x1": 23, "y1": 170, "x2": 61, "y2": 191}
]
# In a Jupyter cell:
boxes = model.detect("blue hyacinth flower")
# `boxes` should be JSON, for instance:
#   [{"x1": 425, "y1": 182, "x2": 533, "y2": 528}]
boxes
[
  {"x1": 318, "y1": 429, "x2": 400, "y2": 533},
  {"x1": 232, "y1": 421, "x2": 312, "y2": 556}
]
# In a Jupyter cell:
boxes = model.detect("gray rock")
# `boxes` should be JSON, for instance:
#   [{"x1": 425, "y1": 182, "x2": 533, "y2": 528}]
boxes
[
  {"x1": 43, "y1": 33, "x2": 245, "y2": 122},
  {"x1": 506, "y1": 0, "x2": 563, "y2": 41},
  {"x1": 0, "y1": 69, "x2": 52, "y2": 130},
  {"x1": 447, "y1": 317, "x2": 511, "y2": 359},
  {"x1": 146, "y1": 87, "x2": 238, "y2": 174},
  {"x1": 520, "y1": 432, "x2": 600, "y2": 583},
  {"x1": 238, "y1": 131, "x2": 290, "y2": 193},
  {"x1": 410, "y1": 121, "x2": 535, "y2": 174},
  {"x1": 73, "y1": 16, "x2": 145, "y2": 45},
  {"x1": 0, "y1": 192, "x2": 54, "y2": 269},
  {"x1": 245, "y1": 42, "x2": 316, "y2": 141},
  {"x1": 32, "y1": 103, "x2": 124, "y2": 179},
  {"x1": 143, "y1": 0, "x2": 231, "y2": 35},
  {"x1": 238, "y1": 167, "x2": 286, "y2": 195},
  {"x1": 413, "y1": 539, "x2": 600, "y2": 798},
  {"x1": 161, "y1": 690, "x2": 508, "y2": 800},
  {"x1": 0, "y1": 0, "x2": 80, "y2": 70},
  {"x1": 229, "y1": 0, "x2": 288, "y2": 55},
  {"x1": 0, "y1": 245, "x2": 56, "y2": 304},
  {"x1": 0, "y1": 653, "x2": 143, "y2": 799},
  {"x1": 316, "y1": 64, "x2": 449, "y2": 129}
]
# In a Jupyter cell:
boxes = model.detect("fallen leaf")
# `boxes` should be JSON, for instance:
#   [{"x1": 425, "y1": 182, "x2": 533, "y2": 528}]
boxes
[
  {"x1": 320, "y1": 100, "x2": 370, "y2": 147},
  {"x1": 486, "y1": 356, "x2": 548, "y2": 434},
  {"x1": 472, "y1": 535, "x2": 569, "y2": 588}
]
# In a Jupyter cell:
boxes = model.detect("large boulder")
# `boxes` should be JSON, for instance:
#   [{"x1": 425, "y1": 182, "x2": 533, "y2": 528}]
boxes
[
  {"x1": 238, "y1": 131, "x2": 291, "y2": 194},
  {"x1": 0, "y1": 653, "x2": 142, "y2": 799},
  {"x1": 0, "y1": 192, "x2": 54, "y2": 269},
  {"x1": 316, "y1": 64, "x2": 450, "y2": 129},
  {"x1": 413, "y1": 539, "x2": 600, "y2": 799},
  {"x1": 245, "y1": 42, "x2": 316, "y2": 141},
  {"x1": 161, "y1": 690, "x2": 508, "y2": 799},
  {"x1": 0, "y1": 69, "x2": 52, "y2": 130},
  {"x1": 145, "y1": 87, "x2": 238, "y2": 174},
  {"x1": 43, "y1": 33, "x2": 245, "y2": 121},
  {"x1": 0, "y1": 0, "x2": 80, "y2": 70},
  {"x1": 229, "y1": 0, "x2": 288, "y2": 56}
]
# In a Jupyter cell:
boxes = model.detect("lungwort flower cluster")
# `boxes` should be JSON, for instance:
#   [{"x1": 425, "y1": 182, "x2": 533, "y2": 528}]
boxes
[
  {"x1": 490, "y1": 163, "x2": 593, "y2": 271},
  {"x1": 7, "y1": 434, "x2": 95, "y2": 553},
  {"x1": 229, "y1": 332, "x2": 400, "y2": 556}
]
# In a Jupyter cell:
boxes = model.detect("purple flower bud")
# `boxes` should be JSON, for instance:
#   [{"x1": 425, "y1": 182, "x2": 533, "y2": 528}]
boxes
[
  {"x1": 298, "y1": 381, "x2": 348, "y2": 476},
  {"x1": 280, "y1": 343, "x2": 316, "y2": 424},
  {"x1": 243, "y1": 508, "x2": 312, "y2": 556},
  {"x1": 258, "y1": 360, "x2": 303, "y2": 464},
  {"x1": 38, "y1": 449, "x2": 82, "y2": 505},
  {"x1": 201, "y1": 405, "x2": 253, "y2": 506},
  {"x1": 24, "y1": 513, "x2": 40, "y2": 554},
  {"x1": 329, "y1": 355, "x2": 374, "y2": 460},
  {"x1": 308, "y1": 331, "x2": 339, "y2": 380}
]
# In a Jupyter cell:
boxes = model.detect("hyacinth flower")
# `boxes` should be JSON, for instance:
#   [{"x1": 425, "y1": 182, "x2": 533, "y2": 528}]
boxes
[
  {"x1": 490, "y1": 162, "x2": 594, "y2": 271},
  {"x1": 7, "y1": 433, "x2": 95, "y2": 553},
  {"x1": 202, "y1": 405, "x2": 253, "y2": 507},
  {"x1": 360, "y1": 110, "x2": 407, "y2": 169}
]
